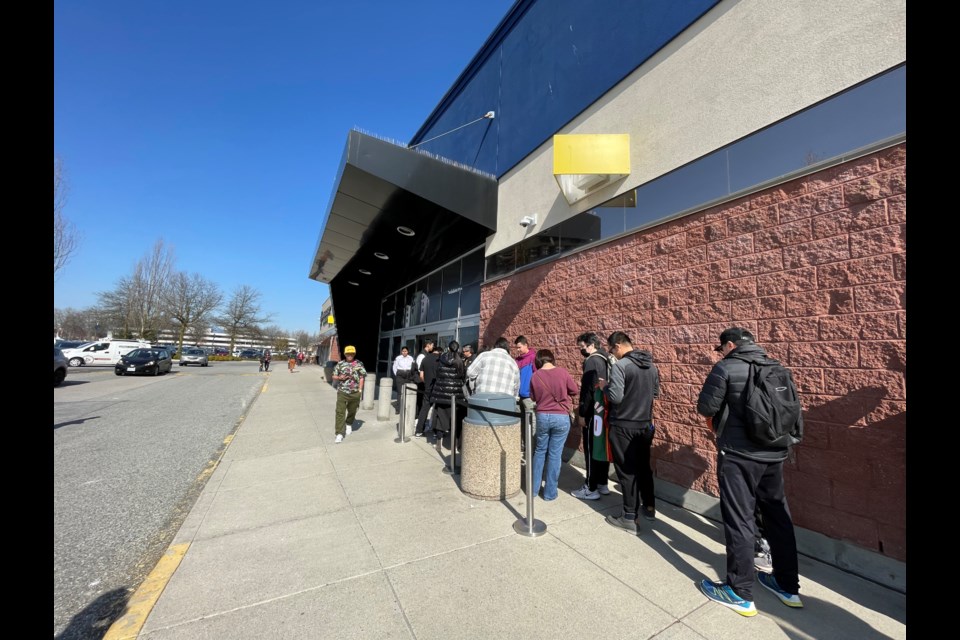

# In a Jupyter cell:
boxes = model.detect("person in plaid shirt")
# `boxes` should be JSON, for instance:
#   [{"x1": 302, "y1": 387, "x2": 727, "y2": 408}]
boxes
[
  {"x1": 466, "y1": 337, "x2": 520, "y2": 397},
  {"x1": 332, "y1": 346, "x2": 366, "y2": 443}
]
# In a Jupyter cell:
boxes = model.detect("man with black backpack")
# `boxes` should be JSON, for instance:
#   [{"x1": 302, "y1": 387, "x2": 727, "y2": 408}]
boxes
[
  {"x1": 570, "y1": 332, "x2": 613, "y2": 501},
  {"x1": 696, "y1": 327, "x2": 804, "y2": 617}
]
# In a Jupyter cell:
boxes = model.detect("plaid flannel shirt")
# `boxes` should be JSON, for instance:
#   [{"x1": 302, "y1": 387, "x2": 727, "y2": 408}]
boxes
[{"x1": 466, "y1": 348, "x2": 520, "y2": 397}]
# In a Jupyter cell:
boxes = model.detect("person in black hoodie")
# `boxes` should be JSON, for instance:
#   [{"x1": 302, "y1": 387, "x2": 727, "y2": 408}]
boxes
[
  {"x1": 604, "y1": 331, "x2": 660, "y2": 534},
  {"x1": 696, "y1": 327, "x2": 802, "y2": 616},
  {"x1": 428, "y1": 341, "x2": 466, "y2": 448}
]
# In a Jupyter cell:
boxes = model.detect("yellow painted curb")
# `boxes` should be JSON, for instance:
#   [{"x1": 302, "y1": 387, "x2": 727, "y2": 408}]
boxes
[{"x1": 103, "y1": 542, "x2": 190, "y2": 640}]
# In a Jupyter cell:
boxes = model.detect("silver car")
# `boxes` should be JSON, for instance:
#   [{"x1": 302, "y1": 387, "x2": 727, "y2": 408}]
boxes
[
  {"x1": 54, "y1": 347, "x2": 68, "y2": 387},
  {"x1": 179, "y1": 347, "x2": 209, "y2": 367}
]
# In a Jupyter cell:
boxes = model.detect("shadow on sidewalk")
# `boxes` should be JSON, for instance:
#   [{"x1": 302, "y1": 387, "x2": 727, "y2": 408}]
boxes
[{"x1": 56, "y1": 587, "x2": 129, "y2": 640}]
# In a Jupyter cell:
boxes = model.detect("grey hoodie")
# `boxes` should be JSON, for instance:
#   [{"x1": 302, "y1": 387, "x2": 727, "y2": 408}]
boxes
[{"x1": 606, "y1": 349, "x2": 660, "y2": 427}]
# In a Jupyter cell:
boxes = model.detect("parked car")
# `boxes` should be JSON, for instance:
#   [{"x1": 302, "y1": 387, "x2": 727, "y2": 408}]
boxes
[
  {"x1": 179, "y1": 348, "x2": 209, "y2": 367},
  {"x1": 115, "y1": 348, "x2": 173, "y2": 376},
  {"x1": 238, "y1": 349, "x2": 261, "y2": 359},
  {"x1": 54, "y1": 348, "x2": 68, "y2": 387},
  {"x1": 62, "y1": 339, "x2": 152, "y2": 367},
  {"x1": 213, "y1": 347, "x2": 229, "y2": 356}
]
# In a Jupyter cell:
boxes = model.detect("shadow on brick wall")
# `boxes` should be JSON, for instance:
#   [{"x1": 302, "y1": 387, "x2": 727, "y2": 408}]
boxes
[{"x1": 481, "y1": 268, "x2": 551, "y2": 347}]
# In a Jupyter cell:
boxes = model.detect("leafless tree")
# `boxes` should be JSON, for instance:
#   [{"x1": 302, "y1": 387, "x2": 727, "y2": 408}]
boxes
[
  {"x1": 55, "y1": 306, "x2": 109, "y2": 341},
  {"x1": 216, "y1": 285, "x2": 271, "y2": 353},
  {"x1": 162, "y1": 272, "x2": 222, "y2": 353},
  {"x1": 258, "y1": 324, "x2": 284, "y2": 352},
  {"x1": 295, "y1": 330, "x2": 312, "y2": 351},
  {"x1": 54, "y1": 156, "x2": 81, "y2": 279},
  {"x1": 130, "y1": 240, "x2": 176, "y2": 341},
  {"x1": 97, "y1": 239, "x2": 175, "y2": 340}
]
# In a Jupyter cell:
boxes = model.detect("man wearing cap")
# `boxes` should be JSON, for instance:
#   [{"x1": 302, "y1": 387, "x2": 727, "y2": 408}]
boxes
[
  {"x1": 695, "y1": 327, "x2": 803, "y2": 617},
  {"x1": 332, "y1": 346, "x2": 366, "y2": 444}
]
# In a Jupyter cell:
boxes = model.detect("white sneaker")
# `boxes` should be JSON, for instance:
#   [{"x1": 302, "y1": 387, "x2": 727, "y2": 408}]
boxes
[
  {"x1": 571, "y1": 485, "x2": 601, "y2": 500},
  {"x1": 346, "y1": 424, "x2": 352, "y2": 436},
  {"x1": 335, "y1": 434, "x2": 344, "y2": 443},
  {"x1": 597, "y1": 484, "x2": 611, "y2": 495}
]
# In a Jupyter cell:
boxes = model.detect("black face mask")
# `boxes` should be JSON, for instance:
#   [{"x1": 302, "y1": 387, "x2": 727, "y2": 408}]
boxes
[{"x1": 580, "y1": 348, "x2": 590, "y2": 358}]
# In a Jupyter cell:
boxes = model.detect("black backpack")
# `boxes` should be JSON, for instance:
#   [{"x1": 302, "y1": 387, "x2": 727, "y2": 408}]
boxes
[{"x1": 736, "y1": 357, "x2": 803, "y2": 448}]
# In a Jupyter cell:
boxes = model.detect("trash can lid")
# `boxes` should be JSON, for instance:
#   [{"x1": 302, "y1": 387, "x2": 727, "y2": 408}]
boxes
[{"x1": 465, "y1": 392, "x2": 519, "y2": 426}]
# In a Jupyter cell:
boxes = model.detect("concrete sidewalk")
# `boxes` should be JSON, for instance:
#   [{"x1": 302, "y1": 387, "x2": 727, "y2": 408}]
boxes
[{"x1": 116, "y1": 364, "x2": 906, "y2": 639}]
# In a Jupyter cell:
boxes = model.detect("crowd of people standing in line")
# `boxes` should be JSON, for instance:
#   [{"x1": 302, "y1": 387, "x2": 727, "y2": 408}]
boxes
[{"x1": 336, "y1": 325, "x2": 804, "y2": 617}]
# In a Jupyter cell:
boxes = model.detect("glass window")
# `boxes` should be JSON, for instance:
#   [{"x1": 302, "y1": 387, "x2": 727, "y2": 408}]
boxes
[
  {"x1": 403, "y1": 285, "x2": 416, "y2": 328},
  {"x1": 486, "y1": 245, "x2": 516, "y2": 280},
  {"x1": 517, "y1": 223, "x2": 561, "y2": 268},
  {"x1": 426, "y1": 272, "x2": 441, "y2": 323},
  {"x1": 393, "y1": 288, "x2": 405, "y2": 327},
  {"x1": 461, "y1": 250, "x2": 484, "y2": 285},
  {"x1": 460, "y1": 280, "x2": 481, "y2": 316},
  {"x1": 458, "y1": 324, "x2": 479, "y2": 353},
  {"x1": 460, "y1": 250, "x2": 483, "y2": 316},
  {"x1": 392, "y1": 336, "x2": 401, "y2": 364},
  {"x1": 380, "y1": 294, "x2": 395, "y2": 332},
  {"x1": 440, "y1": 262, "x2": 461, "y2": 320}
]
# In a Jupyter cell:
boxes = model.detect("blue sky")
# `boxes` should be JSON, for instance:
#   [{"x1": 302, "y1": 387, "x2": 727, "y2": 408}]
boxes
[{"x1": 54, "y1": 0, "x2": 516, "y2": 335}]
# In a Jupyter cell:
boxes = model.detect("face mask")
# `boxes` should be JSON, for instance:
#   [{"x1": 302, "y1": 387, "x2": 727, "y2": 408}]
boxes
[{"x1": 580, "y1": 348, "x2": 590, "y2": 357}]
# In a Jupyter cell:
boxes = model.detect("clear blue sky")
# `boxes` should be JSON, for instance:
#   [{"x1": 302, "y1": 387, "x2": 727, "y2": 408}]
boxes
[{"x1": 54, "y1": 0, "x2": 515, "y2": 336}]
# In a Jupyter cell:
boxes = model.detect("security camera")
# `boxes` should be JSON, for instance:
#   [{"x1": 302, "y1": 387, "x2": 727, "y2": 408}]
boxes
[{"x1": 519, "y1": 215, "x2": 537, "y2": 228}]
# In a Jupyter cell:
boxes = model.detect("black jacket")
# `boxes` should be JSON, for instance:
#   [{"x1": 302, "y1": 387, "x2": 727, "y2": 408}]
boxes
[
  {"x1": 578, "y1": 349, "x2": 613, "y2": 418},
  {"x1": 606, "y1": 349, "x2": 659, "y2": 427},
  {"x1": 429, "y1": 351, "x2": 466, "y2": 404},
  {"x1": 696, "y1": 342, "x2": 790, "y2": 462}
]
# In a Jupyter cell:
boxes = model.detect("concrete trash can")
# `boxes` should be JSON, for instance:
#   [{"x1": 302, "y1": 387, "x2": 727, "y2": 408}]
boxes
[{"x1": 460, "y1": 393, "x2": 521, "y2": 500}]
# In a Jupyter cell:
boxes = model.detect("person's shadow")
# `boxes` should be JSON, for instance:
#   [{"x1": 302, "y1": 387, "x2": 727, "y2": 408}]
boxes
[{"x1": 56, "y1": 587, "x2": 130, "y2": 640}]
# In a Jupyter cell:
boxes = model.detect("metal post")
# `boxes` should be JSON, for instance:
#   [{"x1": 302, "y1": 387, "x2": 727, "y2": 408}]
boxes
[
  {"x1": 443, "y1": 393, "x2": 458, "y2": 475},
  {"x1": 395, "y1": 383, "x2": 407, "y2": 443},
  {"x1": 513, "y1": 408, "x2": 546, "y2": 537}
]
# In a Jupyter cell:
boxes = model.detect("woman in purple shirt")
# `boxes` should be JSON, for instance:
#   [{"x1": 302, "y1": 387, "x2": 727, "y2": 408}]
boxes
[{"x1": 529, "y1": 349, "x2": 579, "y2": 500}]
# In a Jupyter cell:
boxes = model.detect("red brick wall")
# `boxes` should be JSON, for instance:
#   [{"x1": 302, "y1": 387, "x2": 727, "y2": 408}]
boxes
[{"x1": 480, "y1": 143, "x2": 906, "y2": 561}]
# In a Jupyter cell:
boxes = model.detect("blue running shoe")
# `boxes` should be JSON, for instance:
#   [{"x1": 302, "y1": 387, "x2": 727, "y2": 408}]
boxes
[
  {"x1": 757, "y1": 572, "x2": 803, "y2": 608},
  {"x1": 698, "y1": 580, "x2": 757, "y2": 617}
]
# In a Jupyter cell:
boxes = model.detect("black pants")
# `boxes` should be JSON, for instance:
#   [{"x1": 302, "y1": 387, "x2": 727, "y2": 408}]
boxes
[
  {"x1": 415, "y1": 397, "x2": 433, "y2": 435},
  {"x1": 396, "y1": 372, "x2": 414, "y2": 396},
  {"x1": 608, "y1": 422, "x2": 655, "y2": 518},
  {"x1": 717, "y1": 450, "x2": 799, "y2": 601},
  {"x1": 581, "y1": 424, "x2": 611, "y2": 490}
]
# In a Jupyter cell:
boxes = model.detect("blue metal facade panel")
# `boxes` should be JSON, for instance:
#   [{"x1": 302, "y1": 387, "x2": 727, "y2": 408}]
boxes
[{"x1": 413, "y1": 0, "x2": 719, "y2": 177}]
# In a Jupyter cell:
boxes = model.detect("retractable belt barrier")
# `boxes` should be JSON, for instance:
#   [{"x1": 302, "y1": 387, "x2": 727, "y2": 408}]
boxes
[{"x1": 394, "y1": 385, "x2": 545, "y2": 537}]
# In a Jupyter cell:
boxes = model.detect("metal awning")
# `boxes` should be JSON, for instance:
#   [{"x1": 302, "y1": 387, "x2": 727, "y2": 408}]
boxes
[
  {"x1": 308, "y1": 130, "x2": 498, "y2": 363},
  {"x1": 309, "y1": 130, "x2": 497, "y2": 286}
]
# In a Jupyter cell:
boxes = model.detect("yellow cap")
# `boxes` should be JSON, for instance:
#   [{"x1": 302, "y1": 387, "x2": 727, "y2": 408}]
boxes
[{"x1": 344, "y1": 345, "x2": 356, "y2": 354}]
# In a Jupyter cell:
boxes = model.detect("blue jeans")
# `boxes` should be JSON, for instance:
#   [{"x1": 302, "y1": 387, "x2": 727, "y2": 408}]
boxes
[{"x1": 531, "y1": 412, "x2": 571, "y2": 500}]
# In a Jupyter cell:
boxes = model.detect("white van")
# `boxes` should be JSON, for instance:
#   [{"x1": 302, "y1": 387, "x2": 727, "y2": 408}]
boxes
[{"x1": 61, "y1": 340, "x2": 152, "y2": 367}]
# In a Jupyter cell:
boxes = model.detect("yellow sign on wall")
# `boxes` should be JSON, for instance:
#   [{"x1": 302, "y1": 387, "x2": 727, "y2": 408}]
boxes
[
  {"x1": 327, "y1": 315, "x2": 335, "y2": 325},
  {"x1": 554, "y1": 134, "x2": 630, "y2": 204}
]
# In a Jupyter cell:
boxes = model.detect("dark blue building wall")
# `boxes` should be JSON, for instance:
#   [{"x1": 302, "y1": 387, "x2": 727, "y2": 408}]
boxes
[{"x1": 410, "y1": 0, "x2": 720, "y2": 178}]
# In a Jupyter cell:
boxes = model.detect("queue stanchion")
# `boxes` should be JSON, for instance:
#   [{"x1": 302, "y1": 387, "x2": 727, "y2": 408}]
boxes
[
  {"x1": 513, "y1": 408, "x2": 546, "y2": 537},
  {"x1": 395, "y1": 383, "x2": 408, "y2": 443},
  {"x1": 442, "y1": 393, "x2": 459, "y2": 475}
]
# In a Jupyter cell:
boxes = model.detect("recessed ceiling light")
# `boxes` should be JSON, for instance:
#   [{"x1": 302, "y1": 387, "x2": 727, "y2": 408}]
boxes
[
  {"x1": 358, "y1": 269, "x2": 372, "y2": 275},
  {"x1": 374, "y1": 252, "x2": 389, "y2": 260},
  {"x1": 397, "y1": 226, "x2": 415, "y2": 236},
  {"x1": 347, "y1": 281, "x2": 359, "y2": 286}
]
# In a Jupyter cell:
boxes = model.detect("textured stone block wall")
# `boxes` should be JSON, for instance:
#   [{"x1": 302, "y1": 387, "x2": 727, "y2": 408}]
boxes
[{"x1": 480, "y1": 143, "x2": 906, "y2": 560}]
